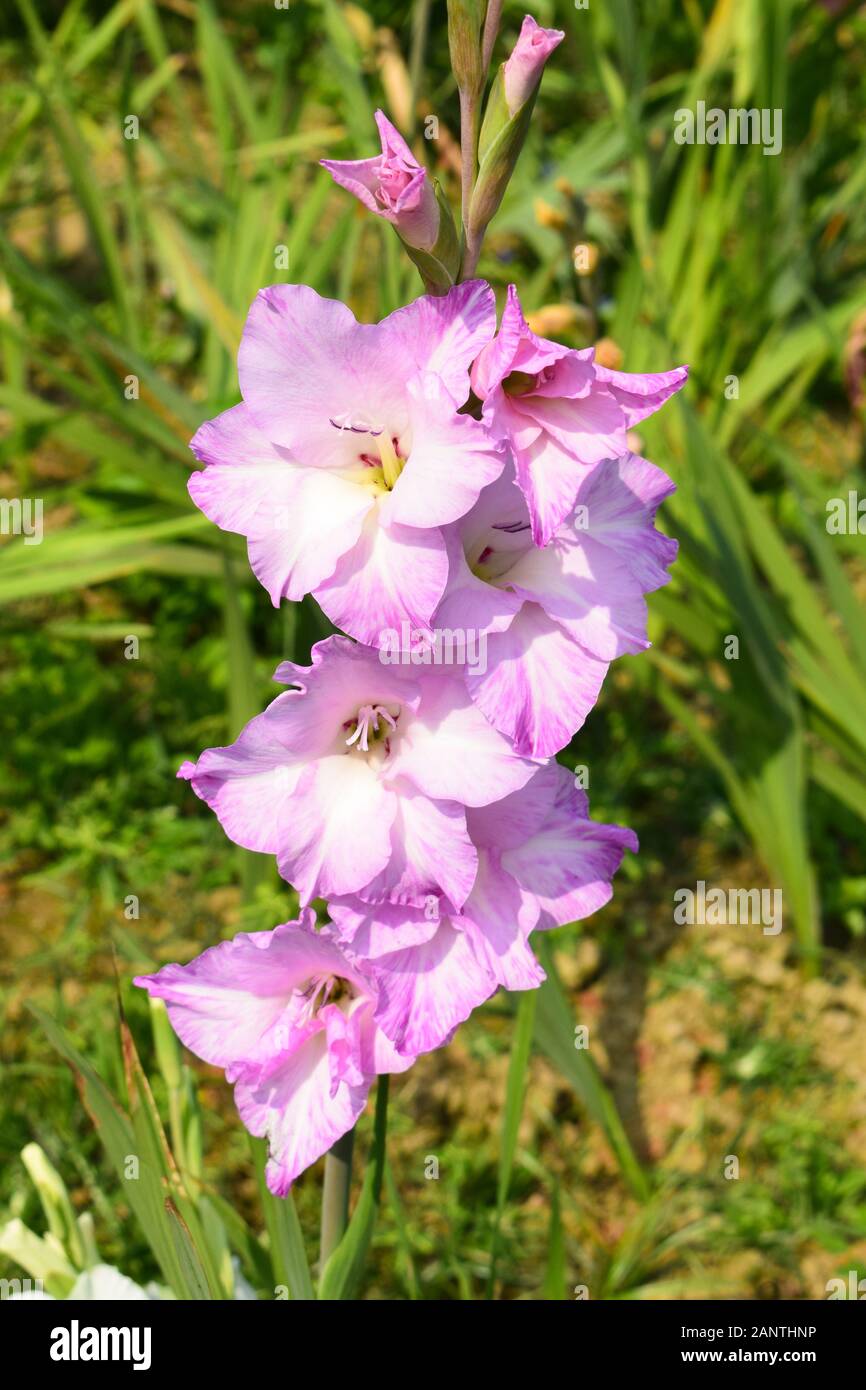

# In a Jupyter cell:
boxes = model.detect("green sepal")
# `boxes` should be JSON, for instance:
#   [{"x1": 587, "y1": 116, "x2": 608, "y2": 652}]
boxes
[
  {"x1": 447, "y1": 0, "x2": 485, "y2": 94},
  {"x1": 398, "y1": 180, "x2": 461, "y2": 293},
  {"x1": 469, "y1": 86, "x2": 538, "y2": 240},
  {"x1": 477, "y1": 65, "x2": 511, "y2": 166}
]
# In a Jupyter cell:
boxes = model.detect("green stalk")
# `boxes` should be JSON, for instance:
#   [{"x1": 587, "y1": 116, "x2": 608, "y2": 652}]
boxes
[
  {"x1": 481, "y1": 0, "x2": 503, "y2": 71},
  {"x1": 319, "y1": 1129, "x2": 355, "y2": 1268},
  {"x1": 447, "y1": 0, "x2": 485, "y2": 245},
  {"x1": 317, "y1": 1077, "x2": 391, "y2": 1298},
  {"x1": 370, "y1": 1075, "x2": 390, "y2": 1204},
  {"x1": 486, "y1": 988, "x2": 537, "y2": 1297},
  {"x1": 408, "y1": 0, "x2": 432, "y2": 137},
  {"x1": 458, "y1": 89, "x2": 482, "y2": 259}
]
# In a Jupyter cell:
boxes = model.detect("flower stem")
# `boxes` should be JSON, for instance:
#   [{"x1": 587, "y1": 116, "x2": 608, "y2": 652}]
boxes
[
  {"x1": 408, "y1": 0, "x2": 432, "y2": 137},
  {"x1": 371, "y1": 1075, "x2": 390, "y2": 1203},
  {"x1": 458, "y1": 80, "x2": 487, "y2": 281},
  {"x1": 481, "y1": 0, "x2": 503, "y2": 72},
  {"x1": 460, "y1": 217, "x2": 484, "y2": 280},
  {"x1": 319, "y1": 1128, "x2": 355, "y2": 1268},
  {"x1": 458, "y1": 85, "x2": 478, "y2": 243}
]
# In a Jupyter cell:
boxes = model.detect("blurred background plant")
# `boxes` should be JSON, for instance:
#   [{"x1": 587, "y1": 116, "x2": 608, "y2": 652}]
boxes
[{"x1": 1, "y1": 0, "x2": 864, "y2": 1299}]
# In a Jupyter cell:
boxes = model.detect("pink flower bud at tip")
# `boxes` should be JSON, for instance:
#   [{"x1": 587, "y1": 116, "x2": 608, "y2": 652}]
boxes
[{"x1": 502, "y1": 15, "x2": 564, "y2": 116}]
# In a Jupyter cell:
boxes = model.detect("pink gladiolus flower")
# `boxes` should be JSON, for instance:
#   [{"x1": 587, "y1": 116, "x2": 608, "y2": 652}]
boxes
[
  {"x1": 188, "y1": 280, "x2": 502, "y2": 645},
  {"x1": 321, "y1": 111, "x2": 440, "y2": 251},
  {"x1": 178, "y1": 636, "x2": 539, "y2": 908},
  {"x1": 502, "y1": 16, "x2": 565, "y2": 116},
  {"x1": 329, "y1": 762, "x2": 637, "y2": 1057},
  {"x1": 434, "y1": 452, "x2": 678, "y2": 756},
  {"x1": 135, "y1": 912, "x2": 411, "y2": 1193},
  {"x1": 471, "y1": 284, "x2": 687, "y2": 545}
]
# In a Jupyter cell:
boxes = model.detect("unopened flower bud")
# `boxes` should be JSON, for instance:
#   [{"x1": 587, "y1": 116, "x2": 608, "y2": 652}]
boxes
[
  {"x1": 469, "y1": 15, "x2": 564, "y2": 249},
  {"x1": 446, "y1": 0, "x2": 485, "y2": 94},
  {"x1": 322, "y1": 110, "x2": 461, "y2": 290},
  {"x1": 502, "y1": 15, "x2": 564, "y2": 116},
  {"x1": 322, "y1": 111, "x2": 440, "y2": 252}
]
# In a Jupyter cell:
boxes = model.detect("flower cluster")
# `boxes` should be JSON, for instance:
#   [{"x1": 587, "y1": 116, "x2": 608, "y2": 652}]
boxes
[{"x1": 137, "y1": 42, "x2": 686, "y2": 1195}]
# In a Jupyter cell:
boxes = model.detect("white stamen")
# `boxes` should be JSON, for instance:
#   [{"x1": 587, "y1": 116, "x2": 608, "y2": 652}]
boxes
[{"x1": 345, "y1": 703, "x2": 398, "y2": 753}]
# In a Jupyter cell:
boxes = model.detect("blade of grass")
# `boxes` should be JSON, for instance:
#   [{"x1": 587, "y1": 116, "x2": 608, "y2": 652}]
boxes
[
  {"x1": 250, "y1": 1138, "x2": 315, "y2": 1301},
  {"x1": 541, "y1": 1182, "x2": 565, "y2": 1300},
  {"x1": 486, "y1": 987, "x2": 537, "y2": 1297},
  {"x1": 533, "y1": 936, "x2": 650, "y2": 1201}
]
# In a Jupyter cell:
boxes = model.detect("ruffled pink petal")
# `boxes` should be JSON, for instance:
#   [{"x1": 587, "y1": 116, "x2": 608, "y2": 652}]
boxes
[
  {"x1": 269, "y1": 636, "x2": 420, "y2": 761},
  {"x1": 372, "y1": 109, "x2": 417, "y2": 167},
  {"x1": 460, "y1": 851, "x2": 544, "y2": 991},
  {"x1": 574, "y1": 453, "x2": 678, "y2": 592},
  {"x1": 357, "y1": 788, "x2": 478, "y2": 911},
  {"x1": 470, "y1": 283, "x2": 566, "y2": 398},
  {"x1": 280, "y1": 756, "x2": 397, "y2": 902},
  {"x1": 319, "y1": 154, "x2": 384, "y2": 215},
  {"x1": 360, "y1": 1016, "x2": 418, "y2": 1076},
  {"x1": 470, "y1": 285, "x2": 524, "y2": 398},
  {"x1": 381, "y1": 374, "x2": 504, "y2": 528},
  {"x1": 466, "y1": 760, "x2": 560, "y2": 850},
  {"x1": 133, "y1": 914, "x2": 355, "y2": 1076},
  {"x1": 466, "y1": 602, "x2": 608, "y2": 757},
  {"x1": 321, "y1": 1003, "x2": 367, "y2": 1094},
  {"x1": 506, "y1": 531, "x2": 650, "y2": 661},
  {"x1": 528, "y1": 350, "x2": 595, "y2": 400},
  {"x1": 433, "y1": 527, "x2": 523, "y2": 641},
  {"x1": 511, "y1": 383, "x2": 628, "y2": 464},
  {"x1": 498, "y1": 402, "x2": 595, "y2": 546},
  {"x1": 381, "y1": 279, "x2": 496, "y2": 405},
  {"x1": 178, "y1": 714, "x2": 303, "y2": 856},
  {"x1": 314, "y1": 507, "x2": 448, "y2": 646},
  {"x1": 238, "y1": 284, "x2": 407, "y2": 463},
  {"x1": 387, "y1": 670, "x2": 539, "y2": 806},
  {"x1": 188, "y1": 401, "x2": 290, "y2": 530},
  {"x1": 188, "y1": 404, "x2": 374, "y2": 602},
  {"x1": 502, "y1": 765, "x2": 638, "y2": 928},
  {"x1": 328, "y1": 897, "x2": 442, "y2": 959},
  {"x1": 483, "y1": 372, "x2": 630, "y2": 546},
  {"x1": 365, "y1": 914, "x2": 498, "y2": 1057},
  {"x1": 245, "y1": 468, "x2": 373, "y2": 605},
  {"x1": 592, "y1": 362, "x2": 688, "y2": 425},
  {"x1": 235, "y1": 1030, "x2": 370, "y2": 1194}
]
